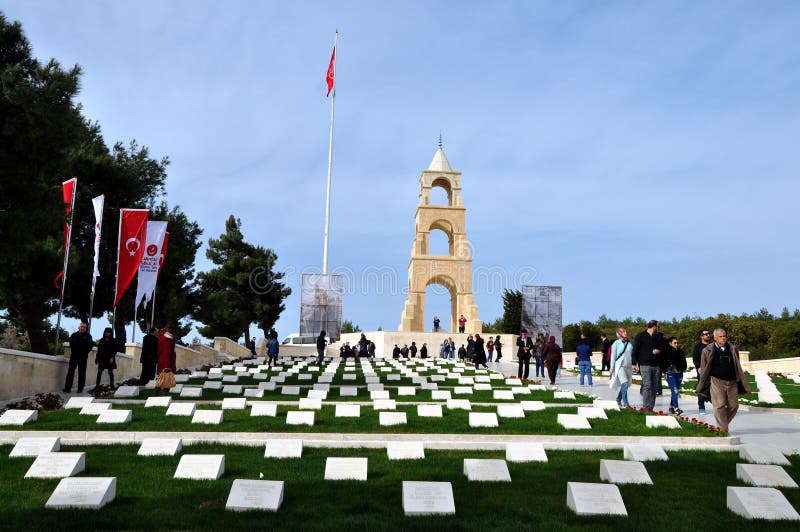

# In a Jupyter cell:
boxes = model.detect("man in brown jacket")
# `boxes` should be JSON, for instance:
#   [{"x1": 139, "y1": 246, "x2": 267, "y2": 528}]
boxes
[{"x1": 695, "y1": 327, "x2": 751, "y2": 432}]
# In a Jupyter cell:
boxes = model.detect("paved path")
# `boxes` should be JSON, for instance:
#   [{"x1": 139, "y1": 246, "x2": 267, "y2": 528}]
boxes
[{"x1": 493, "y1": 360, "x2": 800, "y2": 455}]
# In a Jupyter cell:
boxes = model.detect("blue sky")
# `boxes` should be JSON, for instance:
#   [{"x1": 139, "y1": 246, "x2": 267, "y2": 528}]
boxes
[{"x1": 5, "y1": 1, "x2": 800, "y2": 339}]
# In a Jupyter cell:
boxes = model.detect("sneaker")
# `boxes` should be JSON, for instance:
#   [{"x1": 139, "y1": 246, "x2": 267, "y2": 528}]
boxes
[
  {"x1": 669, "y1": 407, "x2": 675, "y2": 414},
  {"x1": 698, "y1": 408, "x2": 706, "y2": 414},
  {"x1": 675, "y1": 408, "x2": 683, "y2": 415}
]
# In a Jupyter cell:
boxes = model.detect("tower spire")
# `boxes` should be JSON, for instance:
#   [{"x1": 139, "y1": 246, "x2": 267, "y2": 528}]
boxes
[{"x1": 438, "y1": 131, "x2": 443, "y2": 149}]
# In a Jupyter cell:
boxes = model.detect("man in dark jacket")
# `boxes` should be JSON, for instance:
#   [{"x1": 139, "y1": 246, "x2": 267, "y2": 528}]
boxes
[
  {"x1": 600, "y1": 334, "x2": 611, "y2": 372},
  {"x1": 695, "y1": 328, "x2": 751, "y2": 432},
  {"x1": 516, "y1": 329, "x2": 534, "y2": 380},
  {"x1": 139, "y1": 327, "x2": 159, "y2": 385},
  {"x1": 316, "y1": 331, "x2": 327, "y2": 366},
  {"x1": 63, "y1": 322, "x2": 93, "y2": 393},
  {"x1": 632, "y1": 320, "x2": 665, "y2": 410},
  {"x1": 692, "y1": 329, "x2": 712, "y2": 414}
]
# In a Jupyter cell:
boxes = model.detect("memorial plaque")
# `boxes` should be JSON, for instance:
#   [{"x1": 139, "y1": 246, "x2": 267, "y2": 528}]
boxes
[
  {"x1": 174, "y1": 454, "x2": 225, "y2": 480},
  {"x1": 113, "y1": 386, "x2": 139, "y2": 398},
  {"x1": 25, "y1": 452, "x2": 85, "y2": 478},
  {"x1": 493, "y1": 390, "x2": 515, "y2": 401},
  {"x1": 475, "y1": 383, "x2": 492, "y2": 391},
  {"x1": 264, "y1": 439, "x2": 303, "y2": 458},
  {"x1": 469, "y1": 413, "x2": 499, "y2": 428},
  {"x1": 250, "y1": 402, "x2": 278, "y2": 417},
  {"x1": 342, "y1": 373, "x2": 357, "y2": 381},
  {"x1": 736, "y1": 464, "x2": 798, "y2": 488},
  {"x1": 554, "y1": 391, "x2": 575, "y2": 400},
  {"x1": 497, "y1": 404, "x2": 525, "y2": 418},
  {"x1": 335, "y1": 404, "x2": 361, "y2": 417},
  {"x1": 458, "y1": 377, "x2": 475, "y2": 385},
  {"x1": 447, "y1": 399, "x2": 471, "y2": 411},
  {"x1": 339, "y1": 386, "x2": 358, "y2": 397},
  {"x1": 145, "y1": 396, "x2": 172, "y2": 408},
  {"x1": 207, "y1": 373, "x2": 222, "y2": 380},
  {"x1": 222, "y1": 385, "x2": 243, "y2": 395},
  {"x1": 397, "y1": 386, "x2": 417, "y2": 396},
  {"x1": 421, "y1": 383, "x2": 439, "y2": 391},
  {"x1": 430, "y1": 375, "x2": 446, "y2": 382},
  {"x1": 80, "y1": 403, "x2": 112, "y2": 415},
  {"x1": 431, "y1": 391, "x2": 452, "y2": 400},
  {"x1": 386, "y1": 374, "x2": 401, "y2": 381},
  {"x1": 600, "y1": 459, "x2": 652, "y2": 485},
  {"x1": 528, "y1": 384, "x2": 547, "y2": 391},
  {"x1": 505, "y1": 378, "x2": 522, "y2": 386},
  {"x1": 192, "y1": 410, "x2": 224, "y2": 424},
  {"x1": 253, "y1": 373, "x2": 268, "y2": 381},
  {"x1": 45, "y1": 477, "x2": 116, "y2": 509},
  {"x1": 169, "y1": 384, "x2": 184, "y2": 394},
  {"x1": 222, "y1": 398, "x2": 247, "y2": 410},
  {"x1": 380, "y1": 412, "x2": 407, "y2": 426},
  {"x1": 203, "y1": 380, "x2": 223, "y2": 390},
  {"x1": 726, "y1": 486, "x2": 800, "y2": 520},
  {"x1": 138, "y1": 438, "x2": 182, "y2": 456},
  {"x1": 373, "y1": 399, "x2": 397, "y2": 411},
  {"x1": 64, "y1": 397, "x2": 94, "y2": 409},
  {"x1": 286, "y1": 411, "x2": 315, "y2": 426},
  {"x1": 258, "y1": 382, "x2": 277, "y2": 391},
  {"x1": 566, "y1": 482, "x2": 628, "y2": 516},
  {"x1": 511, "y1": 387, "x2": 531, "y2": 396},
  {"x1": 371, "y1": 390, "x2": 390, "y2": 400},
  {"x1": 10, "y1": 437, "x2": 60, "y2": 457},
  {"x1": 463, "y1": 459, "x2": 511, "y2": 482},
  {"x1": 244, "y1": 388, "x2": 264, "y2": 398},
  {"x1": 96, "y1": 410, "x2": 132, "y2": 424},
  {"x1": 453, "y1": 386, "x2": 473, "y2": 395},
  {"x1": 417, "y1": 404, "x2": 443, "y2": 417},
  {"x1": 281, "y1": 386, "x2": 301, "y2": 395},
  {"x1": 593, "y1": 400, "x2": 620, "y2": 411},
  {"x1": 520, "y1": 401, "x2": 546, "y2": 412},
  {"x1": 272, "y1": 376, "x2": 286, "y2": 383},
  {"x1": 209, "y1": 367, "x2": 223, "y2": 374},
  {"x1": 557, "y1": 414, "x2": 591, "y2": 430},
  {"x1": 623, "y1": 444, "x2": 668, "y2": 462},
  {"x1": 221, "y1": 365, "x2": 233, "y2": 371},
  {"x1": 226, "y1": 479, "x2": 284, "y2": 512},
  {"x1": 180, "y1": 387, "x2": 203, "y2": 398},
  {"x1": 506, "y1": 442, "x2": 547, "y2": 463},
  {"x1": 367, "y1": 383, "x2": 385, "y2": 392},
  {"x1": 222, "y1": 375, "x2": 239, "y2": 383},
  {"x1": 645, "y1": 416, "x2": 680, "y2": 429},
  {"x1": 324, "y1": 457, "x2": 368, "y2": 481},
  {"x1": 578, "y1": 407, "x2": 608, "y2": 420},
  {"x1": 166, "y1": 402, "x2": 196, "y2": 416},
  {"x1": 317, "y1": 375, "x2": 333, "y2": 384},
  {"x1": 192, "y1": 371, "x2": 208, "y2": 378},
  {"x1": 739, "y1": 445, "x2": 791, "y2": 466},
  {"x1": 387, "y1": 441, "x2": 425, "y2": 460},
  {"x1": 475, "y1": 375, "x2": 491, "y2": 383},
  {"x1": 0, "y1": 409, "x2": 38, "y2": 425},
  {"x1": 299, "y1": 398, "x2": 322, "y2": 410},
  {"x1": 310, "y1": 386, "x2": 330, "y2": 395},
  {"x1": 174, "y1": 374, "x2": 190, "y2": 383}
]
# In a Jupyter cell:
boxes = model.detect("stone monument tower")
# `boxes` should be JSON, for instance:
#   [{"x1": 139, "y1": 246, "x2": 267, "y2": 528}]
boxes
[{"x1": 398, "y1": 142, "x2": 481, "y2": 333}]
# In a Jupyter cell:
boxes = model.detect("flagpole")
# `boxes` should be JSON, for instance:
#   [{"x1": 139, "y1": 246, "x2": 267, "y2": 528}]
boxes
[
  {"x1": 132, "y1": 297, "x2": 138, "y2": 344},
  {"x1": 112, "y1": 209, "x2": 123, "y2": 335},
  {"x1": 54, "y1": 180, "x2": 77, "y2": 355},
  {"x1": 322, "y1": 30, "x2": 338, "y2": 275},
  {"x1": 150, "y1": 286, "x2": 157, "y2": 328}
]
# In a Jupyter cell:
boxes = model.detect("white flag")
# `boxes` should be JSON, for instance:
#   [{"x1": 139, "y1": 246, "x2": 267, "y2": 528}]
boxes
[
  {"x1": 91, "y1": 195, "x2": 104, "y2": 282},
  {"x1": 134, "y1": 221, "x2": 168, "y2": 308}
]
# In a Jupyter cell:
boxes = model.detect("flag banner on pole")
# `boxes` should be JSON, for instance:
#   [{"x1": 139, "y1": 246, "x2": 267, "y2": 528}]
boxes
[
  {"x1": 91, "y1": 195, "x2": 105, "y2": 282},
  {"x1": 53, "y1": 177, "x2": 77, "y2": 295},
  {"x1": 134, "y1": 221, "x2": 168, "y2": 308},
  {"x1": 326, "y1": 42, "x2": 336, "y2": 96},
  {"x1": 148, "y1": 231, "x2": 168, "y2": 304},
  {"x1": 114, "y1": 208, "x2": 149, "y2": 308}
]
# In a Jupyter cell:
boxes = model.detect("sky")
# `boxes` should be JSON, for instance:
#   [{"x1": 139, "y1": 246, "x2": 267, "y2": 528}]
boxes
[{"x1": 4, "y1": 0, "x2": 800, "y2": 340}]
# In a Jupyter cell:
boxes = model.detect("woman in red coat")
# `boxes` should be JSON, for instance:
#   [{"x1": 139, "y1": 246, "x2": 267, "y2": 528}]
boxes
[{"x1": 157, "y1": 324, "x2": 177, "y2": 373}]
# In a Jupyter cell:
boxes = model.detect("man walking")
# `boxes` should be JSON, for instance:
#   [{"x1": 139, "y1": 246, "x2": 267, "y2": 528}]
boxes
[
  {"x1": 692, "y1": 329, "x2": 712, "y2": 414},
  {"x1": 516, "y1": 329, "x2": 534, "y2": 380},
  {"x1": 315, "y1": 330, "x2": 327, "y2": 367},
  {"x1": 63, "y1": 322, "x2": 93, "y2": 393},
  {"x1": 600, "y1": 333, "x2": 611, "y2": 372},
  {"x1": 632, "y1": 320, "x2": 665, "y2": 410},
  {"x1": 695, "y1": 328, "x2": 751, "y2": 432}
]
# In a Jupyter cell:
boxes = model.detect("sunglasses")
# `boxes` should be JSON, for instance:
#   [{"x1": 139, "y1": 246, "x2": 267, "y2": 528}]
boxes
[{"x1": 701, "y1": 332, "x2": 710, "y2": 336}]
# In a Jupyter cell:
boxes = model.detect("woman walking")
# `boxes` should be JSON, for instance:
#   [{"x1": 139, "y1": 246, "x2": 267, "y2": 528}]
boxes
[
  {"x1": 472, "y1": 333, "x2": 487, "y2": 369},
  {"x1": 157, "y1": 324, "x2": 177, "y2": 374},
  {"x1": 542, "y1": 336, "x2": 562, "y2": 386},
  {"x1": 609, "y1": 327, "x2": 633, "y2": 407}
]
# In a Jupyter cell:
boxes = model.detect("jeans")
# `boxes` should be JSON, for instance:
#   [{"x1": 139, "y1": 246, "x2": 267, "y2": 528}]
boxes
[
  {"x1": 666, "y1": 371, "x2": 683, "y2": 409},
  {"x1": 578, "y1": 360, "x2": 593, "y2": 385},
  {"x1": 639, "y1": 365, "x2": 660, "y2": 409},
  {"x1": 616, "y1": 381, "x2": 629, "y2": 407},
  {"x1": 96, "y1": 368, "x2": 114, "y2": 388},
  {"x1": 534, "y1": 357, "x2": 544, "y2": 377},
  {"x1": 434, "y1": 325, "x2": 440, "y2": 332}
]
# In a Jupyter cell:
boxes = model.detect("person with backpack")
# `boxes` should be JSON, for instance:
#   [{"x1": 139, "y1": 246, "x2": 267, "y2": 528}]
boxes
[{"x1": 609, "y1": 327, "x2": 633, "y2": 407}]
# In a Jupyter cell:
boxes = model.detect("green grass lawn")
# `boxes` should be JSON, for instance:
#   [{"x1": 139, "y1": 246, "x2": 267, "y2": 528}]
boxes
[
  {"x1": 14, "y1": 404, "x2": 720, "y2": 436},
  {"x1": 2, "y1": 444, "x2": 797, "y2": 531}
]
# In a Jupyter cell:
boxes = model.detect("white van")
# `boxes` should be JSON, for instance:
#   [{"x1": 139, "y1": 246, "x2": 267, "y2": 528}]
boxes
[{"x1": 281, "y1": 333, "x2": 332, "y2": 346}]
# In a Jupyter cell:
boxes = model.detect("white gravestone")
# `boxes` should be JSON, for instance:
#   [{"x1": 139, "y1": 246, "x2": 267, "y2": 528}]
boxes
[
  {"x1": 528, "y1": 384, "x2": 547, "y2": 391},
  {"x1": 222, "y1": 375, "x2": 239, "y2": 383},
  {"x1": 244, "y1": 388, "x2": 264, "y2": 398},
  {"x1": 511, "y1": 387, "x2": 531, "y2": 396},
  {"x1": 402, "y1": 481, "x2": 456, "y2": 516},
  {"x1": 138, "y1": 438, "x2": 182, "y2": 456},
  {"x1": 453, "y1": 386, "x2": 473, "y2": 395},
  {"x1": 64, "y1": 397, "x2": 94, "y2": 409},
  {"x1": 286, "y1": 411, "x2": 315, "y2": 426},
  {"x1": 474, "y1": 383, "x2": 492, "y2": 391},
  {"x1": 736, "y1": 464, "x2": 798, "y2": 488},
  {"x1": 386, "y1": 374, "x2": 401, "y2": 381},
  {"x1": 96, "y1": 410, "x2": 132, "y2": 424},
  {"x1": 324, "y1": 457, "x2": 368, "y2": 481},
  {"x1": 166, "y1": 402, "x2": 196, "y2": 416},
  {"x1": 463, "y1": 459, "x2": 511, "y2": 482},
  {"x1": 599, "y1": 459, "x2": 653, "y2": 485},
  {"x1": 469, "y1": 413, "x2": 499, "y2": 427},
  {"x1": 10, "y1": 437, "x2": 60, "y2": 457},
  {"x1": 593, "y1": 399, "x2": 620, "y2": 411},
  {"x1": 373, "y1": 399, "x2": 397, "y2": 411},
  {"x1": 299, "y1": 398, "x2": 322, "y2": 410},
  {"x1": 578, "y1": 407, "x2": 608, "y2": 420},
  {"x1": 203, "y1": 380, "x2": 222, "y2": 390},
  {"x1": 726, "y1": 486, "x2": 800, "y2": 520},
  {"x1": 264, "y1": 439, "x2": 303, "y2": 458},
  {"x1": 281, "y1": 386, "x2": 301, "y2": 395},
  {"x1": 45, "y1": 477, "x2": 116, "y2": 509},
  {"x1": 180, "y1": 387, "x2": 203, "y2": 398},
  {"x1": 447, "y1": 399, "x2": 472, "y2": 411},
  {"x1": 554, "y1": 391, "x2": 576, "y2": 400},
  {"x1": 497, "y1": 404, "x2": 525, "y2": 418},
  {"x1": 250, "y1": 403, "x2": 278, "y2": 417},
  {"x1": 417, "y1": 404, "x2": 443, "y2": 417},
  {"x1": 371, "y1": 390, "x2": 390, "y2": 400},
  {"x1": 397, "y1": 386, "x2": 417, "y2": 396},
  {"x1": 297, "y1": 373, "x2": 313, "y2": 381},
  {"x1": 335, "y1": 404, "x2": 361, "y2": 417},
  {"x1": 506, "y1": 442, "x2": 548, "y2": 463},
  {"x1": 739, "y1": 444, "x2": 791, "y2": 466},
  {"x1": 431, "y1": 390, "x2": 452, "y2": 400},
  {"x1": 25, "y1": 452, "x2": 85, "y2": 478},
  {"x1": 520, "y1": 401, "x2": 546, "y2": 412},
  {"x1": 368, "y1": 384, "x2": 385, "y2": 392},
  {"x1": 272, "y1": 376, "x2": 286, "y2": 384},
  {"x1": 429, "y1": 375, "x2": 446, "y2": 382},
  {"x1": 566, "y1": 482, "x2": 628, "y2": 516},
  {"x1": 113, "y1": 386, "x2": 139, "y2": 398},
  {"x1": 342, "y1": 374, "x2": 357, "y2": 381},
  {"x1": 222, "y1": 385, "x2": 243, "y2": 395},
  {"x1": 175, "y1": 374, "x2": 191, "y2": 383},
  {"x1": 493, "y1": 390, "x2": 515, "y2": 401},
  {"x1": 226, "y1": 479, "x2": 284, "y2": 512},
  {"x1": 192, "y1": 410, "x2": 224, "y2": 425},
  {"x1": 145, "y1": 396, "x2": 172, "y2": 408},
  {"x1": 645, "y1": 416, "x2": 681, "y2": 429},
  {"x1": 557, "y1": 414, "x2": 592, "y2": 430},
  {"x1": 379, "y1": 412, "x2": 407, "y2": 426},
  {"x1": 221, "y1": 398, "x2": 247, "y2": 410},
  {"x1": 80, "y1": 403, "x2": 112, "y2": 415},
  {"x1": 623, "y1": 444, "x2": 668, "y2": 462},
  {"x1": 339, "y1": 387, "x2": 358, "y2": 397},
  {"x1": 174, "y1": 454, "x2": 225, "y2": 480},
  {"x1": 387, "y1": 441, "x2": 425, "y2": 460},
  {"x1": 258, "y1": 382, "x2": 276, "y2": 392},
  {"x1": 168, "y1": 384, "x2": 184, "y2": 394},
  {"x1": 308, "y1": 389, "x2": 328, "y2": 399}
]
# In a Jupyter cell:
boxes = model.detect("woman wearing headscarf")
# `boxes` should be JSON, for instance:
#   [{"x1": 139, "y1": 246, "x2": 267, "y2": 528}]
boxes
[
  {"x1": 157, "y1": 324, "x2": 177, "y2": 373},
  {"x1": 609, "y1": 327, "x2": 633, "y2": 407},
  {"x1": 542, "y1": 336, "x2": 563, "y2": 385},
  {"x1": 95, "y1": 327, "x2": 117, "y2": 388},
  {"x1": 472, "y1": 333, "x2": 487, "y2": 369}
]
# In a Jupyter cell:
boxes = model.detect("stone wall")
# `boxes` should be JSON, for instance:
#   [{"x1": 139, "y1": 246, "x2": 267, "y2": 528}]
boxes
[{"x1": 213, "y1": 337, "x2": 253, "y2": 359}]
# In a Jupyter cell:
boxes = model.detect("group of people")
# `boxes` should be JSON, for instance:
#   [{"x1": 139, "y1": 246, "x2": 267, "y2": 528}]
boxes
[
  {"x1": 62, "y1": 322, "x2": 178, "y2": 393},
  {"x1": 342, "y1": 334, "x2": 376, "y2": 359},
  {"x1": 516, "y1": 330, "x2": 563, "y2": 384}
]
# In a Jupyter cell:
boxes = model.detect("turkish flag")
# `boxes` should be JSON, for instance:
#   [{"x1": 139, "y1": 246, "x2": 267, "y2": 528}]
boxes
[
  {"x1": 326, "y1": 44, "x2": 336, "y2": 96},
  {"x1": 53, "y1": 177, "x2": 77, "y2": 298},
  {"x1": 114, "y1": 208, "x2": 149, "y2": 308}
]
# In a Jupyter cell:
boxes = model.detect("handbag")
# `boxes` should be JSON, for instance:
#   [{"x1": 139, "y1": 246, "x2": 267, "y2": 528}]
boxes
[{"x1": 155, "y1": 368, "x2": 176, "y2": 389}]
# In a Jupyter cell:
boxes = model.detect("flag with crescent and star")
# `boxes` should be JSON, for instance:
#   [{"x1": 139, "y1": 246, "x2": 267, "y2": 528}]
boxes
[
  {"x1": 326, "y1": 42, "x2": 336, "y2": 96},
  {"x1": 114, "y1": 208, "x2": 149, "y2": 308}
]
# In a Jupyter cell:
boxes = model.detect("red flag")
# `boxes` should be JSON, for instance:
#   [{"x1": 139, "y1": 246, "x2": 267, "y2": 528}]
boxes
[
  {"x1": 326, "y1": 44, "x2": 336, "y2": 96},
  {"x1": 157, "y1": 232, "x2": 169, "y2": 277},
  {"x1": 114, "y1": 208, "x2": 149, "y2": 308},
  {"x1": 53, "y1": 177, "x2": 77, "y2": 298}
]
